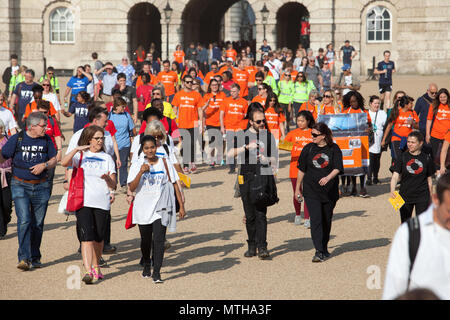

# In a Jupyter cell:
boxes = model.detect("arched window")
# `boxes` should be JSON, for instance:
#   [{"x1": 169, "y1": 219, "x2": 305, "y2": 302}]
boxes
[
  {"x1": 50, "y1": 7, "x2": 74, "y2": 43},
  {"x1": 367, "y1": 6, "x2": 391, "y2": 42}
]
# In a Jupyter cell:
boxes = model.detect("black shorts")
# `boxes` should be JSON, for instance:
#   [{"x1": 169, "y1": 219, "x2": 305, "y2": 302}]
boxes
[
  {"x1": 379, "y1": 84, "x2": 392, "y2": 94},
  {"x1": 76, "y1": 207, "x2": 109, "y2": 242}
]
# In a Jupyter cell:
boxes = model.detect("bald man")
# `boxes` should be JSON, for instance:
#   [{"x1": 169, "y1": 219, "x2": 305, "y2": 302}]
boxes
[{"x1": 414, "y1": 83, "x2": 438, "y2": 136}]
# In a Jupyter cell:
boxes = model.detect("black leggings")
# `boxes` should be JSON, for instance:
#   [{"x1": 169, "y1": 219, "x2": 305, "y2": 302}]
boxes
[
  {"x1": 399, "y1": 201, "x2": 429, "y2": 223},
  {"x1": 138, "y1": 219, "x2": 167, "y2": 275},
  {"x1": 369, "y1": 152, "x2": 381, "y2": 180},
  {"x1": 430, "y1": 136, "x2": 442, "y2": 163},
  {"x1": 304, "y1": 198, "x2": 336, "y2": 254}
]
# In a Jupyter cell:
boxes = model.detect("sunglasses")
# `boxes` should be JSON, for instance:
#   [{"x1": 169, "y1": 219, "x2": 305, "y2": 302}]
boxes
[
  {"x1": 258, "y1": 88, "x2": 265, "y2": 91},
  {"x1": 185, "y1": 81, "x2": 193, "y2": 84},
  {"x1": 256, "y1": 79, "x2": 263, "y2": 82},
  {"x1": 254, "y1": 119, "x2": 266, "y2": 124},
  {"x1": 42, "y1": 84, "x2": 50, "y2": 87},
  {"x1": 152, "y1": 93, "x2": 161, "y2": 96},
  {"x1": 324, "y1": 95, "x2": 332, "y2": 98},
  {"x1": 430, "y1": 91, "x2": 437, "y2": 95},
  {"x1": 93, "y1": 137, "x2": 105, "y2": 141},
  {"x1": 311, "y1": 132, "x2": 323, "y2": 138},
  {"x1": 48, "y1": 73, "x2": 54, "y2": 75}
]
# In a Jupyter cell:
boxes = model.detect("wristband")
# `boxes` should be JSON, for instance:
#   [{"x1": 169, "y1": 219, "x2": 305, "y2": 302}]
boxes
[{"x1": 63, "y1": 180, "x2": 68, "y2": 183}]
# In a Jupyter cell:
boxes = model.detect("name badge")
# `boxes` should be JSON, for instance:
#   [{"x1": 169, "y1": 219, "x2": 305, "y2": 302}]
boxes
[{"x1": 238, "y1": 175, "x2": 244, "y2": 185}]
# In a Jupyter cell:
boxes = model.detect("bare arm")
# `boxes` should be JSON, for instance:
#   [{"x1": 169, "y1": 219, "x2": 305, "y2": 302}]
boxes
[
  {"x1": 440, "y1": 140, "x2": 449, "y2": 176},
  {"x1": 381, "y1": 122, "x2": 394, "y2": 147},
  {"x1": 390, "y1": 172, "x2": 400, "y2": 199},
  {"x1": 425, "y1": 119, "x2": 432, "y2": 144},
  {"x1": 220, "y1": 110, "x2": 225, "y2": 135}
]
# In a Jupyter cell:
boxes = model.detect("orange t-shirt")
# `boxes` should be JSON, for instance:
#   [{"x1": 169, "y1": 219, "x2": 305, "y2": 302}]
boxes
[
  {"x1": 284, "y1": 128, "x2": 313, "y2": 178},
  {"x1": 245, "y1": 66, "x2": 258, "y2": 83},
  {"x1": 219, "y1": 65, "x2": 236, "y2": 75},
  {"x1": 319, "y1": 104, "x2": 338, "y2": 115},
  {"x1": 299, "y1": 101, "x2": 318, "y2": 119},
  {"x1": 173, "y1": 50, "x2": 185, "y2": 64},
  {"x1": 252, "y1": 95, "x2": 266, "y2": 107},
  {"x1": 264, "y1": 107, "x2": 286, "y2": 140},
  {"x1": 156, "y1": 71, "x2": 178, "y2": 97},
  {"x1": 391, "y1": 109, "x2": 419, "y2": 141},
  {"x1": 445, "y1": 130, "x2": 450, "y2": 144},
  {"x1": 172, "y1": 90, "x2": 203, "y2": 129},
  {"x1": 136, "y1": 74, "x2": 157, "y2": 88},
  {"x1": 202, "y1": 92, "x2": 227, "y2": 127},
  {"x1": 428, "y1": 104, "x2": 450, "y2": 140},
  {"x1": 221, "y1": 97, "x2": 248, "y2": 131},
  {"x1": 23, "y1": 101, "x2": 57, "y2": 119},
  {"x1": 204, "y1": 71, "x2": 221, "y2": 85},
  {"x1": 232, "y1": 69, "x2": 250, "y2": 97},
  {"x1": 226, "y1": 49, "x2": 238, "y2": 61}
]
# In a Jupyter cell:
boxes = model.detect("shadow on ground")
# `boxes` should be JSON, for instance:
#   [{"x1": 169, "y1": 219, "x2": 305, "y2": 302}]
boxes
[{"x1": 329, "y1": 238, "x2": 391, "y2": 258}]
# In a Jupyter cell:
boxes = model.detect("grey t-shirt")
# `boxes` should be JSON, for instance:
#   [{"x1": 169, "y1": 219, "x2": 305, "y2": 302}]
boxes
[
  {"x1": 305, "y1": 65, "x2": 321, "y2": 91},
  {"x1": 99, "y1": 72, "x2": 118, "y2": 95}
]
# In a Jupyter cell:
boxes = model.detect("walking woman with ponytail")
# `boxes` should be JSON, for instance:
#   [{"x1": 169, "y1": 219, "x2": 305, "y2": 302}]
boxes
[
  {"x1": 381, "y1": 96, "x2": 419, "y2": 166},
  {"x1": 127, "y1": 135, "x2": 185, "y2": 283},
  {"x1": 425, "y1": 88, "x2": 449, "y2": 161}
]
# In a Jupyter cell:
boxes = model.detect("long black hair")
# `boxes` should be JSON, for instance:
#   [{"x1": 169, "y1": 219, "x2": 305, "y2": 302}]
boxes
[
  {"x1": 343, "y1": 90, "x2": 365, "y2": 111},
  {"x1": 388, "y1": 95, "x2": 415, "y2": 123},
  {"x1": 297, "y1": 110, "x2": 315, "y2": 128},
  {"x1": 264, "y1": 91, "x2": 283, "y2": 115},
  {"x1": 138, "y1": 135, "x2": 157, "y2": 156}
]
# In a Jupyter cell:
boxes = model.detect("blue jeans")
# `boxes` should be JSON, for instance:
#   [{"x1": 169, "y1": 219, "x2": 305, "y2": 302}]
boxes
[
  {"x1": 119, "y1": 147, "x2": 131, "y2": 187},
  {"x1": 11, "y1": 178, "x2": 51, "y2": 263}
]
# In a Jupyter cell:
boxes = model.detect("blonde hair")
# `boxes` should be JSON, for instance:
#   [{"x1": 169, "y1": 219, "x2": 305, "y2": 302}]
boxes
[
  {"x1": 320, "y1": 90, "x2": 341, "y2": 114},
  {"x1": 145, "y1": 120, "x2": 167, "y2": 142}
]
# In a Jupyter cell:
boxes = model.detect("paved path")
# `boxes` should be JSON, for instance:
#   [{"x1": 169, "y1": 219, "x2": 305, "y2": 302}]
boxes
[{"x1": 1, "y1": 75, "x2": 448, "y2": 300}]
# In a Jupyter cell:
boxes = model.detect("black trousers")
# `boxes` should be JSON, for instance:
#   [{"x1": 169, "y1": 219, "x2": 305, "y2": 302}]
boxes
[
  {"x1": 305, "y1": 197, "x2": 336, "y2": 254},
  {"x1": 138, "y1": 219, "x2": 167, "y2": 275},
  {"x1": 240, "y1": 176, "x2": 268, "y2": 250},
  {"x1": 179, "y1": 128, "x2": 197, "y2": 166},
  {"x1": 0, "y1": 173, "x2": 12, "y2": 237},
  {"x1": 430, "y1": 136, "x2": 442, "y2": 163},
  {"x1": 400, "y1": 201, "x2": 429, "y2": 224},
  {"x1": 369, "y1": 152, "x2": 382, "y2": 180},
  {"x1": 280, "y1": 103, "x2": 290, "y2": 132}
]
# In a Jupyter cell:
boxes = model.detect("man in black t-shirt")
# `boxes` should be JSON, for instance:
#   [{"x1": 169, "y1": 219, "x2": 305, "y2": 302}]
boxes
[
  {"x1": 227, "y1": 106, "x2": 277, "y2": 260},
  {"x1": 114, "y1": 73, "x2": 137, "y2": 123},
  {"x1": 338, "y1": 40, "x2": 357, "y2": 67},
  {"x1": 374, "y1": 50, "x2": 396, "y2": 110}
]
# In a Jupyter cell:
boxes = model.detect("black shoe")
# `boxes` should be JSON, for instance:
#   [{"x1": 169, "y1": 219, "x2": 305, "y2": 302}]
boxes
[
  {"x1": 244, "y1": 241, "x2": 257, "y2": 258},
  {"x1": 312, "y1": 251, "x2": 325, "y2": 262},
  {"x1": 228, "y1": 168, "x2": 235, "y2": 174},
  {"x1": 257, "y1": 248, "x2": 270, "y2": 260},
  {"x1": 99, "y1": 257, "x2": 107, "y2": 267},
  {"x1": 103, "y1": 244, "x2": 117, "y2": 254},
  {"x1": 77, "y1": 245, "x2": 81, "y2": 254},
  {"x1": 373, "y1": 178, "x2": 380, "y2": 185},
  {"x1": 324, "y1": 250, "x2": 331, "y2": 258},
  {"x1": 142, "y1": 264, "x2": 151, "y2": 278},
  {"x1": 152, "y1": 273, "x2": 164, "y2": 284},
  {"x1": 350, "y1": 187, "x2": 357, "y2": 197},
  {"x1": 367, "y1": 178, "x2": 372, "y2": 186},
  {"x1": 139, "y1": 257, "x2": 144, "y2": 267}
]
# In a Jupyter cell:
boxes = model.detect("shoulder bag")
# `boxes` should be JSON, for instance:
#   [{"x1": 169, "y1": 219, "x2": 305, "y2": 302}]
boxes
[{"x1": 66, "y1": 152, "x2": 84, "y2": 212}]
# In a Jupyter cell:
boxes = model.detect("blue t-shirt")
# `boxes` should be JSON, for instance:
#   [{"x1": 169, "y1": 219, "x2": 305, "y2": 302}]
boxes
[
  {"x1": 2, "y1": 132, "x2": 57, "y2": 180},
  {"x1": 69, "y1": 101, "x2": 89, "y2": 132},
  {"x1": 67, "y1": 76, "x2": 90, "y2": 102},
  {"x1": 13, "y1": 82, "x2": 37, "y2": 115},
  {"x1": 340, "y1": 45, "x2": 355, "y2": 64},
  {"x1": 377, "y1": 61, "x2": 395, "y2": 85},
  {"x1": 108, "y1": 112, "x2": 134, "y2": 149}
]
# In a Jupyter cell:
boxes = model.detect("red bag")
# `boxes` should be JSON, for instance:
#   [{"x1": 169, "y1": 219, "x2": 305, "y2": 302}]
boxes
[
  {"x1": 66, "y1": 152, "x2": 84, "y2": 212},
  {"x1": 125, "y1": 201, "x2": 135, "y2": 229}
]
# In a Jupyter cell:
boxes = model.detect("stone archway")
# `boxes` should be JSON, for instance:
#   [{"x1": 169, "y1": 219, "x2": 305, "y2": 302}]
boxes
[
  {"x1": 128, "y1": 2, "x2": 161, "y2": 60},
  {"x1": 276, "y1": 2, "x2": 309, "y2": 51}
]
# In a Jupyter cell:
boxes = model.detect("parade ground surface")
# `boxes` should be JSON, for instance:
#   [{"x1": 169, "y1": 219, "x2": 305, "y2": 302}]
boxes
[{"x1": 1, "y1": 75, "x2": 449, "y2": 300}]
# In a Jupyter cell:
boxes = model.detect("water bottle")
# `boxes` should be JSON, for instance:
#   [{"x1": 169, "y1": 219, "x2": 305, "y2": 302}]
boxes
[{"x1": 407, "y1": 115, "x2": 412, "y2": 128}]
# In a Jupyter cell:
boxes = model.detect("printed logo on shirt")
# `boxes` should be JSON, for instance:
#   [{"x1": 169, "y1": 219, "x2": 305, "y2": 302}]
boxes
[
  {"x1": 406, "y1": 158, "x2": 423, "y2": 175},
  {"x1": 312, "y1": 153, "x2": 329, "y2": 169},
  {"x1": 141, "y1": 170, "x2": 165, "y2": 186},
  {"x1": 21, "y1": 145, "x2": 46, "y2": 162},
  {"x1": 83, "y1": 156, "x2": 106, "y2": 170}
]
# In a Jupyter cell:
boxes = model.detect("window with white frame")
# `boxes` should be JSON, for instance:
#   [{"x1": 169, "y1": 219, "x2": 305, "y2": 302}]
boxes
[
  {"x1": 367, "y1": 6, "x2": 391, "y2": 42},
  {"x1": 50, "y1": 7, "x2": 74, "y2": 43}
]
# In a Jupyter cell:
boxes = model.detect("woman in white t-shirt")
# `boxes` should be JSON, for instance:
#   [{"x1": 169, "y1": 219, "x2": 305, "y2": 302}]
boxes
[
  {"x1": 367, "y1": 95, "x2": 387, "y2": 185},
  {"x1": 62, "y1": 125, "x2": 116, "y2": 284},
  {"x1": 128, "y1": 135, "x2": 185, "y2": 283},
  {"x1": 41, "y1": 79, "x2": 61, "y2": 122}
]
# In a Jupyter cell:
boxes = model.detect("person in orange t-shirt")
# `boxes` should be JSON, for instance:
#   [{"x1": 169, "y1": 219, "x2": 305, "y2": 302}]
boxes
[
  {"x1": 156, "y1": 60, "x2": 178, "y2": 102},
  {"x1": 426, "y1": 88, "x2": 450, "y2": 159},
  {"x1": 245, "y1": 58, "x2": 258, "y2": 84},
  {"x1": 219, "y1": 58, "x2": 236, "y2": 75},
  {"x1": 172, "y1": 75, "x2": 203, "y2": 173},
  {"x1": 135, "y1": 62, "x2": 157, "y2": 88},
  {"x1": 23, "y1": 85, "x2": 58, "y2": 120},
  {"x1": 201, "y1": 79, "x2": 227, "y2": 166},
  {"x1": 251, "y1": 82, "x2": 270, "y2": 107},
  {"x1": 226, "y1": 44, "x2": 238, "y2": 62},
  {"x1": 299, "y1": 90, "x2": 320, "y2": 120},
  {"x1": 232, "y1": 60, "x2": 250, "y2": 98},
  {"x1": 284, "y1": 110, "x2": 315, "y2": 225},
  {"x1": 382, "y1": 95, "x2": 419, "y2": 161},
  {"x1": 264, "y1": 92, "x2": 286, "y2": 141},
  {"x1": 220, "y1": 83, "x2": 248, "y2": 172},
  {"x1": 204, "y1": 62, "x2": 222, "y2": 85},
  {"x1": 173, "y1": 44, "x2": 185, "y2": 67},
  {"x1": 318, "y1": 90, "x2": 341, "y2": 115}
]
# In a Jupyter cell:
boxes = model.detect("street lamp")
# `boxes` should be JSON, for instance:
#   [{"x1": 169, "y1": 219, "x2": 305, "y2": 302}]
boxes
[
  {"x1": 163, "y1": 2, "x2": 173, "y2": 60},
  {"x1": 260, "y1": 3, "x2": 269, "y2": 40}
]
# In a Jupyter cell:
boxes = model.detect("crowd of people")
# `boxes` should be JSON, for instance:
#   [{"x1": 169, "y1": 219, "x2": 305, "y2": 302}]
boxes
[{"x1": 0, "y1": 38, "x2": 449, "y2": 298}]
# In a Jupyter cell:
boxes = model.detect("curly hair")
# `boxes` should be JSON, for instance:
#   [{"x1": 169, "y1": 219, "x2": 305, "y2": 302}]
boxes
[{"x1": 342, "y1": 90, "x2": 365, "y2": 111}]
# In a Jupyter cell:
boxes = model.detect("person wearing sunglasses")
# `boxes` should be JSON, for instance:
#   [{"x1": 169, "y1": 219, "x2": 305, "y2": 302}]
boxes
[
  {"x1": 227, "y1": 103, "x2": 277, "y2": 260},
  {"x1": 247, "y1": 71, "x2": 264, "y2": 102},
  {"x1": 251, "y1": 82, "x2": 271, "y2": 107},
  {"x1": 299, "y1": 90, "x2": 319, "y2": 120},
  {"x1": 264, "y1": 92, "x2": 286, "y2": 143},
  {"x1": 62, "y1": 125, "x2": 116, "y2": 284},
  {"x1": 292, "y1": 72, "x2": 316, "y2": 121},
  {"x1": 41, "y1": 79, "x2": 61, "y2": 123},
  {"x1": 294, "y1": 122, "x2": 343, "y2": 262},
  {"x1": 39, "y1": 67, "x2": 59, "y2": 94},
  {"x1": 414, "y1": 83, "x2": 438, "y2": 137},
  {"x1": 277, "y1": 69, "x2": 295, "y2": 132},
  {"x1": 318, "y1": 90, "x2": 341, "y2": 115}
]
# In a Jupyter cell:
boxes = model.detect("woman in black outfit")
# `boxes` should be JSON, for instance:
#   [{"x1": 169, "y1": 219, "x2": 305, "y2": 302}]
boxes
[{"x1": 295, "y1": 122, "x2": 344, "y2": 262}]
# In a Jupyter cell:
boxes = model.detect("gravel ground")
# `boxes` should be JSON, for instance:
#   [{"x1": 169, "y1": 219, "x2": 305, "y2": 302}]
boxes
[{"x1": 0, "y1": 75, "x2": 448, "y2": 300}]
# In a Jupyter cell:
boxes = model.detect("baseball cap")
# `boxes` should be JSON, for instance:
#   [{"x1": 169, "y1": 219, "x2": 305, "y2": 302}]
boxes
[{"x1": 341, "y1": 64, "x2": 351, "y2": 71}]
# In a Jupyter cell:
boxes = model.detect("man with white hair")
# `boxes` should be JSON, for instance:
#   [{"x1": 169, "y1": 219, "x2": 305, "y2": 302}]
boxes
[
  {"x1": 415, "y1": 83, "x2": 438, "y2": 137},
  {"x1": 116, "y1": 56, "x2": 135, "y2": 87}
]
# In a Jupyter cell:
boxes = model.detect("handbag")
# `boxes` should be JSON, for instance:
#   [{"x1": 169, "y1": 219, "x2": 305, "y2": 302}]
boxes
[
  {"x1": 66, "y1": 152, "x2": 84, "y2": 212},
  {"x1": 248, "y1": 165, "x2": 279, "y2": 207},
  {"x1": 368, "y1": 111, "x2": 378, "y2": 146},
  {"x1": 125, "y1": 201, "x2": 135, "y2": 229}
]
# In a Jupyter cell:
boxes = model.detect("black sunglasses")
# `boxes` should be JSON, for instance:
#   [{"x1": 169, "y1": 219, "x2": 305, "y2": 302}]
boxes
[
  {"x1": 323, "y1": 95, "x2": 332, "y2": 98},
  {"x1": 184, "y1": 81, "x2": 193, "y2": 84},
  {"x1": 311, "y1": 132, "x2": 323, "y2": 138},
  {"x1": 254, "y1": 119, "x2": 266, "y2": 124}
]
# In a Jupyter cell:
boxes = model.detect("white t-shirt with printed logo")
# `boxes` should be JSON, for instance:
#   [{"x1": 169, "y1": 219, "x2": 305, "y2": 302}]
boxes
[
  {"x1": 0, "y1": 107, "x2": 17, "y2": 133},
  {"x1": 72, "y1": 151, "x2": 116, "y2": 211},
  {"x1": 130, "y1": 134, "x2": 177, "y2": 164}
]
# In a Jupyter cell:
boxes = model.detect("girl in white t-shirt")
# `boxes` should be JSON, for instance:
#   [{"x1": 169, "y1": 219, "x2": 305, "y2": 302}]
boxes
[
  {"x1": 62, "y1": 125, "x2": 116, "y2": 285},
  {"x1": 128, "y1": 135, "x2": 185, "y2": 283}
]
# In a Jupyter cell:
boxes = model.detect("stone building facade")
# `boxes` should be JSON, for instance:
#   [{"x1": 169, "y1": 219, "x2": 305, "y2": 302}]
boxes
[{"x1": 1, "y1": 0, "x2": 449, "y2": 77}]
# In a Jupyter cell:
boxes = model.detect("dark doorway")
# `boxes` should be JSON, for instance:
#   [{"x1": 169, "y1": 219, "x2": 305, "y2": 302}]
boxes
[
  {"x1": 128, "y1": 3, "x2": 161, "y2": 61},
  {"x1": 276, "y1": 2, "x2": 309, "y2": 51}
]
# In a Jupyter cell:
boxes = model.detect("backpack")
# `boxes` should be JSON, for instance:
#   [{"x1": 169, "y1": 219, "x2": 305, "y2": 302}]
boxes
[{"x1": 406, "y1": 216, "x2": 421, "y2": 290}]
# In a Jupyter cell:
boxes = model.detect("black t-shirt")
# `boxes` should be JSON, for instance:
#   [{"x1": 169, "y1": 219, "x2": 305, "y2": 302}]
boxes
[
  {"x1": 377, "y1": 60, "x2": 395, "y2": 85},
  {"x1": 297, "y1": 142, "x2": 344, "y2": 202},
  {"x1": 115, "y1": 85, "x2": 136, "y2": 114},
  {"x1": 394, "y1": 151, "x2": 435, "y2": 203},
  {"x1": 235, "y1": 129, "x2": 277, "y2": 175}
]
